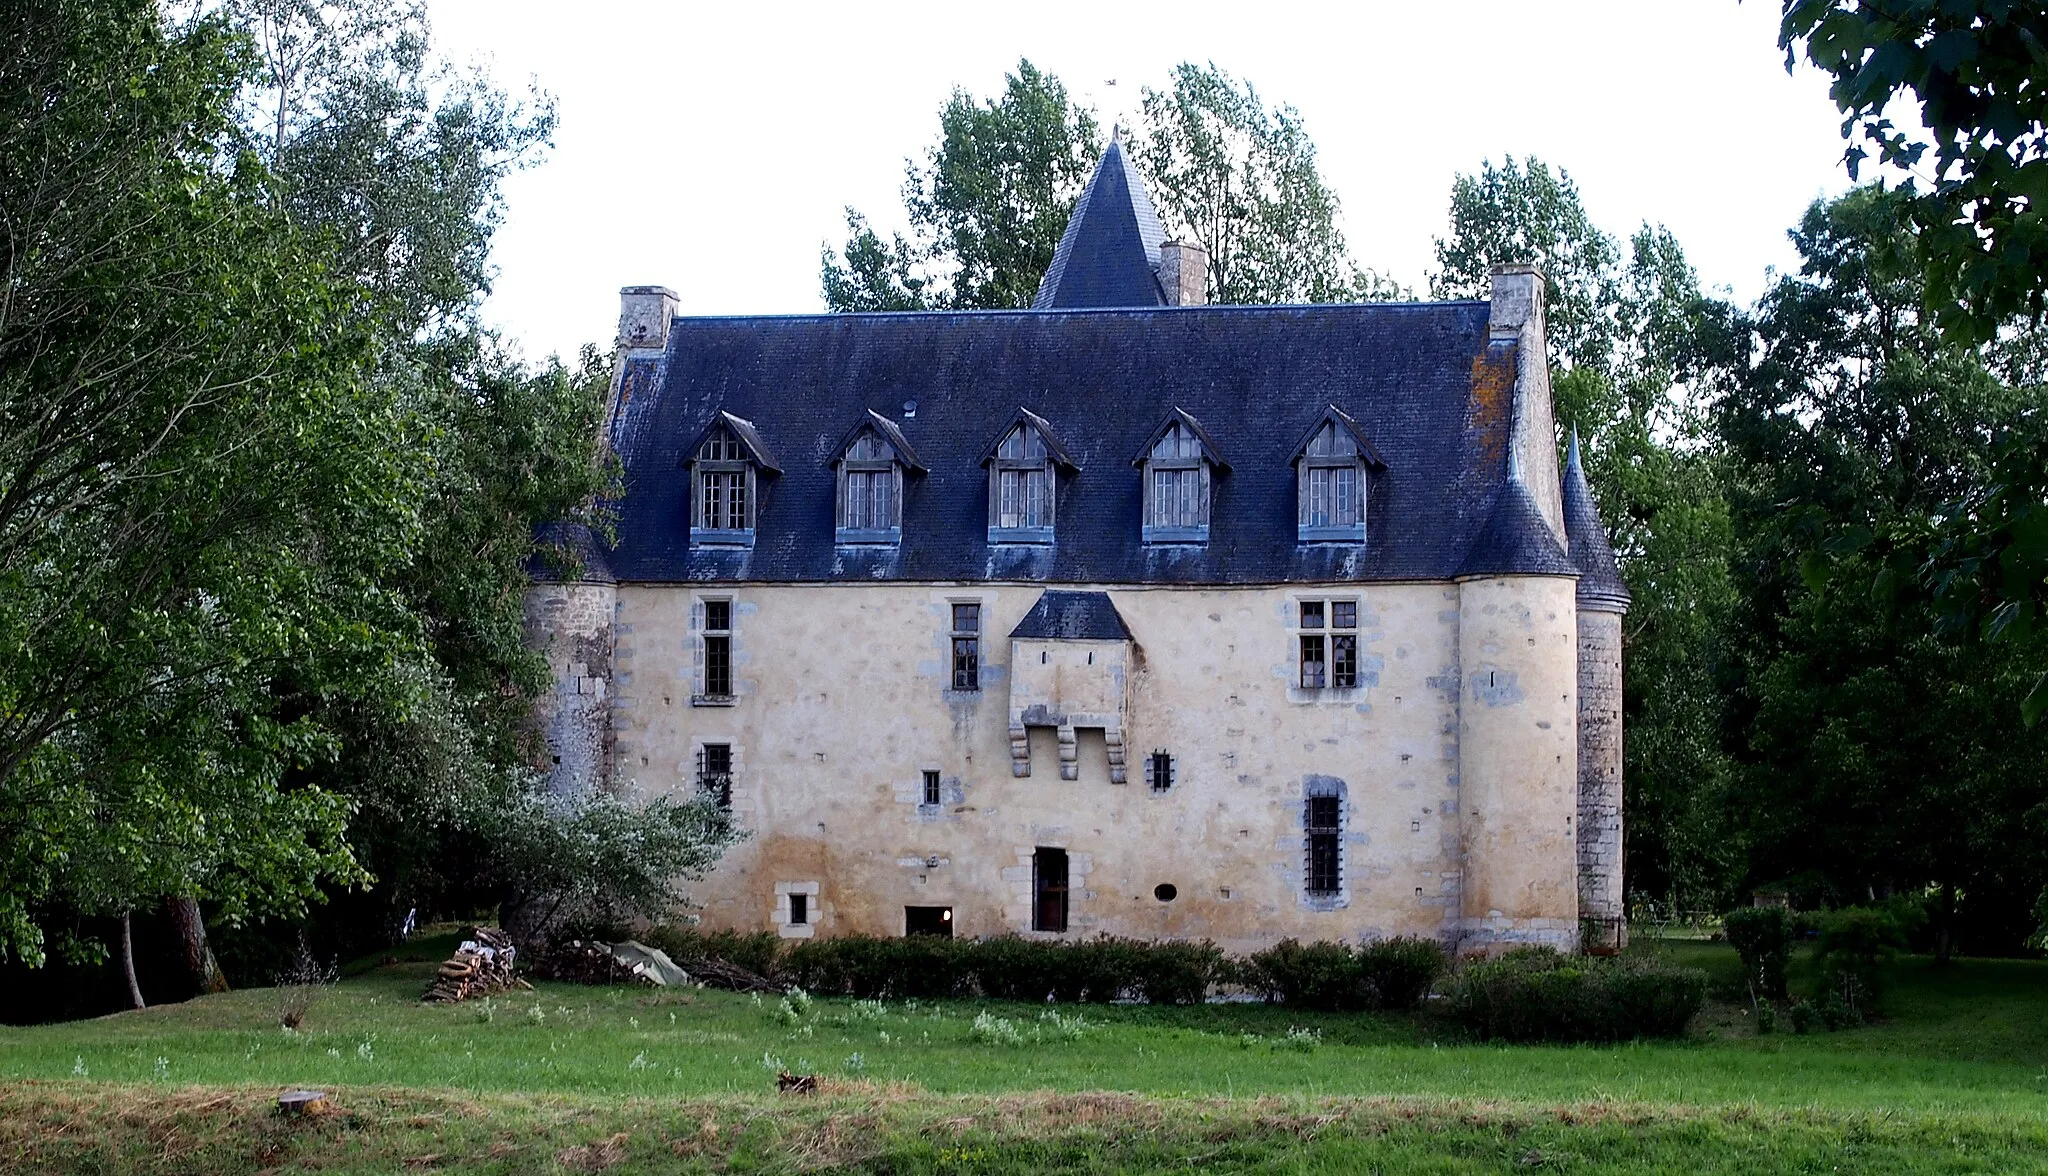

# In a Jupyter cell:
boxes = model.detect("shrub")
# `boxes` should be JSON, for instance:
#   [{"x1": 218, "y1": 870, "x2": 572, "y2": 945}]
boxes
[
  {"x1": 964, "y1": 935, "x2": 1066, "y2": 1002},
  {"x1": 1065, "y1": 936, "x2": 1145, "y2": 1003},
  {"x1": 1722, "y1": 907, "x2": 1793, "y2": 999},
  {"x1": 642, "y1": 926, "x2": 783, "y2": 980},
  {"x1": 1441, "y1": 948, "x2": 1706, "y2": 1042},
  {"x1": 1246, "y1": 939, "x2": 1362, "y2": 1010},
  {"x1": 1813, "y1": 906, "x2": 1908, "y2": 1019},
  {"x1": 1356, "y1": 937, "x2": 1444, "y2": 1010},
  {"x1": 1129, "y1": 939, "x2": 1226, "y2": 1005}
]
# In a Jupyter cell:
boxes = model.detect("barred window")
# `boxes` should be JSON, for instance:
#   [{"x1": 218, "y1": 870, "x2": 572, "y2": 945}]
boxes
[
  {"x1": 922, "y1": 770, "x2": 941, "y2": 807},
  {"x1": 950, "y1": 602, "x2": 980, "y2": 691},
  {"x1": 697, "y1": 743, "x2": 732, "y2": 808},
  {"x1": 1306, "y1": 794, "x2": 1342, "y2": 895},
  {"x1": 1144, "y1": 749, "x2": 1176, "y2": 793}
]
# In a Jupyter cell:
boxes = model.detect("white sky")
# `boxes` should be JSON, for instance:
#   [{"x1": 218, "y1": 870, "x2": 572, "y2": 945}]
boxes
[{"x1": 428, "y1": 0, "x2": 1859, "y2": 363}]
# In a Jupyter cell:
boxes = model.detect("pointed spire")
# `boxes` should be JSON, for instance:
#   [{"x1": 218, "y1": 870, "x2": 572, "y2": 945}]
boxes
[
  {"x1": 1031, "y1": 138, "x2": 1168, "y2": 309},
  {"x1": 1561, "y1": 428, "x2": 1631, "y2": 612}
]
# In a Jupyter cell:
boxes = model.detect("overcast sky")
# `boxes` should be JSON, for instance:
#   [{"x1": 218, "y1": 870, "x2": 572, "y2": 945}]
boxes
[{"x1": 427, "y1": 1, "x2": 1859, "y2": 363}]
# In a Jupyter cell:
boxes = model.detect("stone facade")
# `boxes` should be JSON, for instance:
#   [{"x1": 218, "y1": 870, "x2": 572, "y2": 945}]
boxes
[
  {"x1": 1575, "y1": 605, "x2": 1626, "y2": 950},
  {"x1": 524, "y1": 581, "x2": 616, "y2": 795}
]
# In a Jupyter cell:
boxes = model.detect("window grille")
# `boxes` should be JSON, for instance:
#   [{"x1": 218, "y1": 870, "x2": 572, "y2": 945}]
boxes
[
  {"x1": 1144, "y1": 750, "x2": 1175, "y2": 792},
  {"x1": 950, "y1": 602, "x2": 980, "y2": 690},
  {"x1": 697, "y1": 743, "x2": 732, "y2": 808},
  {"x1": 1306, "y1": 794, "x2": 1342, "y2": 895},
  {"x1": 922, "y1": 770, "x2": 941, "y2": 807}
]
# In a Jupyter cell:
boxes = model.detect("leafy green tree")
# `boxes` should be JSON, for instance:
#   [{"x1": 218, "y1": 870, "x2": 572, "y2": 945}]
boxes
[
  {"x1": 1133, "y1": 62, "x2": 1394, "y2": 304},
  {"x1": 822, "y1": 60, "x2": 1099, "y2": 311},
  {"x1": 0, "y1": 0, "x2": 406, "y2": 967},
  {"x1": 1706, "y1": 186, "x2": 2048, "y2": 955}
]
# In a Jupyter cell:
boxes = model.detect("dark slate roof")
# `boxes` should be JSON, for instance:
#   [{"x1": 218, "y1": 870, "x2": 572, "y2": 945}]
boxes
[
  {"x1": 1562, "y1": 431, "x2": 1631, "y2": 611},
  {"x1": 1011, "y1": 590, "x2": 1130, "y2": 640},
  {"x1": 1454, "y1": 480, "x2": 1577, "y2": 579},
  {"x1": 530, "y1": 520, "x2": 615, "y2": 583},
  {"x1": 606, "y1": 303, "x2": 1574, "y2": 586},
  {"x1": 1031, "y1": 137, "x2": 1167, "y2": 310},
  {"x1": 836, "y1": 409, "x2": 927, "y2": 472},
  {"x1": 1132, "y1": 406, "x2": 1229, "y2": 470}
]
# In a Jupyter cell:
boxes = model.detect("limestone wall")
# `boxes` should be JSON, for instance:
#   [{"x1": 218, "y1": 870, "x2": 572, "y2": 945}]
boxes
[
  {"x1": 1455, "y1": 575, "x2": 1580, "y2": 950},
  {"x1": 1576, "y1": 606, "x2": 1626, "y2": 949},
  {"x1": 604, "y1": 579, "x2": 1581, "y2": 953},
  {"x1": 523, "y1": 581, "x2": 617, "y2": 794}
]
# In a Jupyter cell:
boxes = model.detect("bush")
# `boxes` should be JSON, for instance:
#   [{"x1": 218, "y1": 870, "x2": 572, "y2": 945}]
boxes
[
  {"x1": 1441, "y1": 948, "x2": 1706, "y2": 1042},
  {"x1": 1130, "y1": 939, "x2": 1227, "y2": 1005},
  {"x1": 1246, "y1": 939, "x2": 1362, "y2": 1010},
  {"x1": 1356, "y1": 937, "x2": 1444, "y2": 1010},
  {"x1": 642, "y1": 926, "x2": 783, "y2": 980},
  {"x1": 964, "y1": 935, "x2": 1067, "y2": 1002},
  {"x1": 1722, "y1": 907, "x2": 1793, "y2": 999},
  {"x1": 1812, "y1": 906, "x2": 1909, "y2": 1019}
]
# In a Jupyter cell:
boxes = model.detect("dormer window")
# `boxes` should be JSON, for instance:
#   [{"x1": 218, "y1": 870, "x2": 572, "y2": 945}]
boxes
[
  {"x1": 1136, "y1": 409, "x2": 1227, "y2": 545},
  {"x1": 833, "y1": 410, "x2": 924, "y2": 546},
  {"x1": 688, "y1": 411, "x2": 779, "y2": 548},
  {"x1": 981, "y1": 410, "x2": 1076, "y2": 545},
  {"x1": 1293, "y1": 407, "x2": 1381, "y2": 544}
]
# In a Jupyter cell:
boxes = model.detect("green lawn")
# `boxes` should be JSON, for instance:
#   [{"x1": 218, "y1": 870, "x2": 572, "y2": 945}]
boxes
[{"x1": 3, "y1": 938, "x2": 2045, "y2": 1173}]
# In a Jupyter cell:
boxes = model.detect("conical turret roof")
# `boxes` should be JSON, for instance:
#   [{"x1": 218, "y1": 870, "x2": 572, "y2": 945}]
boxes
[
  {"x1": 1031, "y1": 133, "x2": 1167, "y2": 309},
  {"x1": 1561, "y1": 430, "x2": 1631, "y2": 612}
]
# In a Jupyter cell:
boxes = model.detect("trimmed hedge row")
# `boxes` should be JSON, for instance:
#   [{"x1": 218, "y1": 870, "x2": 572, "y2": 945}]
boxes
[
  {"x1": 1440, "y1": 947, "x2": 1706, "y2": 1041},
  {"x1": 1243, "y1": 937, "x2": 1445, "y2": 1011}
]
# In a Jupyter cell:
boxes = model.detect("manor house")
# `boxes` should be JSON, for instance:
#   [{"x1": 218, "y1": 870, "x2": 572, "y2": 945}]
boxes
[{"x1": 525, "y1": 139, "x2": 1630, "y2": 954}]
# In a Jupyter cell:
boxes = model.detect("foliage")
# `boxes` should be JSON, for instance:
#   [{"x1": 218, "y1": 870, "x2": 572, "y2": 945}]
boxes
[
  {"x1": 1813, "y1": 905, "x2": 1914, "y2": 1018},
  {"x1": 1132, "y1": 62, "x2": 1394, "y2": 304},
  {"x1": 1243, "y1": 939, "x2": 1363, "y2": 1010},
  {"x1": 821, "y1": 60, "x2": 1099, "y2": 311},
  {"x1": 1128, "y1": 939, "x2": 1227, "y2": 1006},
  {"x1": 1356, "y1": 937, "x2": 1447, "y2": 1012},
  {"x1": 1722, "y1": 907, "x2": 1794, "y2": 1000},
  {"x1": 1440, "y1": 948, "x2": 1707, "y2": 1042}
]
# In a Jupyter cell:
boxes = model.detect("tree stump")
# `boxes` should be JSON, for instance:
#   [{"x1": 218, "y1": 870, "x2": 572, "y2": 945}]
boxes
[{"x1": 276, "y1": 1089, "x2": 330, "y2": 1116}]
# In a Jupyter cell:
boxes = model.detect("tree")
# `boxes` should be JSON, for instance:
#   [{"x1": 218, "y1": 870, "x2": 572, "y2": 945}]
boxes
[
  {"x1": 1705, "y1": 186, "x2": 2048, "y2": 954},
  {"x1": 0, "y1": 0, "x2": 403, "y2": 967},
  {"x1": 822, "y1": 60, "x2": 1098, "y2": 311},
  {"x1": 1133, "y1": 62, "x2": 1391, "y2": 304}
]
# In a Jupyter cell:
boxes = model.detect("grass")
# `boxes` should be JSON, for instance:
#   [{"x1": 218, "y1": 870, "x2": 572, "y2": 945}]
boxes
[{"x1": 1, "y1": 937, "x2": 2044, "y2": 1173}]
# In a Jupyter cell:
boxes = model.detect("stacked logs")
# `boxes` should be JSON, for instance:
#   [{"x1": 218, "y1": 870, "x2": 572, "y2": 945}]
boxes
[
  {"x1": 529, "y1": 940, "x2": 641, "y2": 986},
  {"x1": 421, "y1": 927, "x2": 529, "y2": 1003}
]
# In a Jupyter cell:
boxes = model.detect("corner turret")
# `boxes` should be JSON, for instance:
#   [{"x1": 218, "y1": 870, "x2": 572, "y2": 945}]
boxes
[{"x1": 1563, "y1": 431, "x2": 1630, "y2": 950}]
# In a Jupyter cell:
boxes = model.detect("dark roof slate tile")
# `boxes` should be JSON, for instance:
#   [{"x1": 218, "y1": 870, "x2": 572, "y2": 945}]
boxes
[{"x1": 1010, "y1": 590, "x2": 1130, "y2": 640}]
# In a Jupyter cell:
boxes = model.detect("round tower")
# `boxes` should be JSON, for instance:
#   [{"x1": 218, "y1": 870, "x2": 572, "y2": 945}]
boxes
[
  {"x1": 1454, "y1": 480, "x2": 1583, "y2": 953},
  {"x1": 523, "y1": 522, "x2": 617, "y2": 795},
  {"x1": 1561, "y1": 432, "x2": 1631, "y2": 951}
]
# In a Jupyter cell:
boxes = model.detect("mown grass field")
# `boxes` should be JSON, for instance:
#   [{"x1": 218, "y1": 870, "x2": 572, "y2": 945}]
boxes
[{"x1": 1, "y1": 937, "x2": 2044, "y2": 1173}]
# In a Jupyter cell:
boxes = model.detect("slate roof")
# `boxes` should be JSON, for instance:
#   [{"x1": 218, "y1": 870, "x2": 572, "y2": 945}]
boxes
[
  {"x1": 1010, "y1": 590, "x2": 1131, "y2": 641},
  {"x1": 1454, "y1": 480, "x2": 1577, "y2": 579},
  {"x1": 531, "y1": 520, "x2": 615, "y2": 583},
  {"x1": 1031, "y1": 136, "x2": 1167, "y2": 310},
  {"x1": 1562, "y1": 431, "x2": 1631, "y2": 611},
  {"x1": 604, "y1": 302, "x2": 1573, "y2": 586}
]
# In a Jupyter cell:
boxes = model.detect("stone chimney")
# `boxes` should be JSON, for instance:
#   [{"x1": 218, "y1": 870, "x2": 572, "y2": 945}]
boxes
[
  {"x1": 617, "y1": 285, "x2": 679, "y2": 353},
  {"x1": 1486, "y1": 264, "x2": 1565, "y2": 540},
  {"x1": 1158, "y1": 240, "x2": 1208, "y2": 307}
]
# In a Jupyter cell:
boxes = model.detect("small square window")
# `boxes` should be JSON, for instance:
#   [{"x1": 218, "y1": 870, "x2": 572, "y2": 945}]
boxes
[
  {"x1": 788, "y1": 893, "x2": 808, "y2": 926},
  {"x1": 1145, "y1": 750, "x2": 1175, "y2": 793}
]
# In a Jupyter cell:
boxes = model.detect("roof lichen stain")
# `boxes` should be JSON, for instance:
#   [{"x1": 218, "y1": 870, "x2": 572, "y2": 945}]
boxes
[{"x1": 1467, "y1": 342, "x2": 1518, "y2": 471}]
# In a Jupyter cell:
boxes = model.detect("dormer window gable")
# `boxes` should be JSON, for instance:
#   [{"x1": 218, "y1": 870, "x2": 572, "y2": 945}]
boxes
[
  {"x1": 1292, "y1": 406, "x2": 1382, "y2": 544},
  {"x1": 1134, "y1": 408, "x2": 1227, "y2": 545},
  {"x1": 688, "y1": 411, "x2": 779, "y2": 549},
  {"x1": 833, "y1": 410, "x2": 925, "y2": 545},
  {"x1": 980, "y1": 409, "x2": 1077, "y2": 545}
]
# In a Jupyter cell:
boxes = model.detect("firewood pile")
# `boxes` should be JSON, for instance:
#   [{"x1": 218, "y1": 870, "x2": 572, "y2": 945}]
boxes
[{"x1": 421, "y1": 927, "x2": 528, "y2": 1003}]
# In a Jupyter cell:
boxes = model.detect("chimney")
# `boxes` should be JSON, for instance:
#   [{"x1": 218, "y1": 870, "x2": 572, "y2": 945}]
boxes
[
  {"x1": 1487, "y1": 264, "x2": 1542, "y2": 340},
  {"x1": 1158, "y1": 240, "x2": 1208, "y2": 307},
  {"x1": 617, "y1": 285, "x2": 679, "y2": 353}
]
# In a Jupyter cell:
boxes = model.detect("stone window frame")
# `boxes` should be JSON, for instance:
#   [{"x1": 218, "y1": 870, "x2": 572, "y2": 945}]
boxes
[
  {"x1": 1294, "y1": 597, "x2": 1361, "y2": 692},
  {"x1": 832, "y1": 410, "x2": 925, "y2": 547},
  {"x1": 1301, "y1": 776, "x2": 1349, "y2": 909},
  {"x1": 948, "y1": 599, "x2": 982, "y2": 692},
  {"x1": 692, "y1": 594, "x2": 737, "y2": 706},
  {"x1": 1032, "y1": 846, "x2": 1070, "y2": 933},
  {"x1": 1290, "y1": 407, "x2": 1383, "y2": 545},
  {"x1": 695, "y1": 740, "x2": 734, "y2": 807},
  {"x1": 687, "y1": 411, "x2": 779, "y2": 549},
  {"x1": 980, "y1": 409, "x2": 1078, "y2": 546},
  {"x1": 775, "y1": 881, "x2": 819, "y2": 939},
  {"x1": 1133, "y1": 408, "x2": 1228, "y2": 546}
]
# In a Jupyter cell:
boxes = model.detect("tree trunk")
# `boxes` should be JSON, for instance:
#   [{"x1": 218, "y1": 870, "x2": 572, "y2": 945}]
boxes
[
  {"x1": 1934, "y1": 882, "x2": 1957, "y2": 966},
  {"x1": 164, "y1": 896, "x2": 228, "y2": 996},
  {"x1": 115, "y1": 911, "x2": 145, "y2": 1010}
]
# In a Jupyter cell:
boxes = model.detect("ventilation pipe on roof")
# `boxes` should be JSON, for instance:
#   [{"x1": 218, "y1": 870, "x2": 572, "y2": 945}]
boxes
[{"x1": 1158, "y1": 240, "x2": 1208, "y2": 307}]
